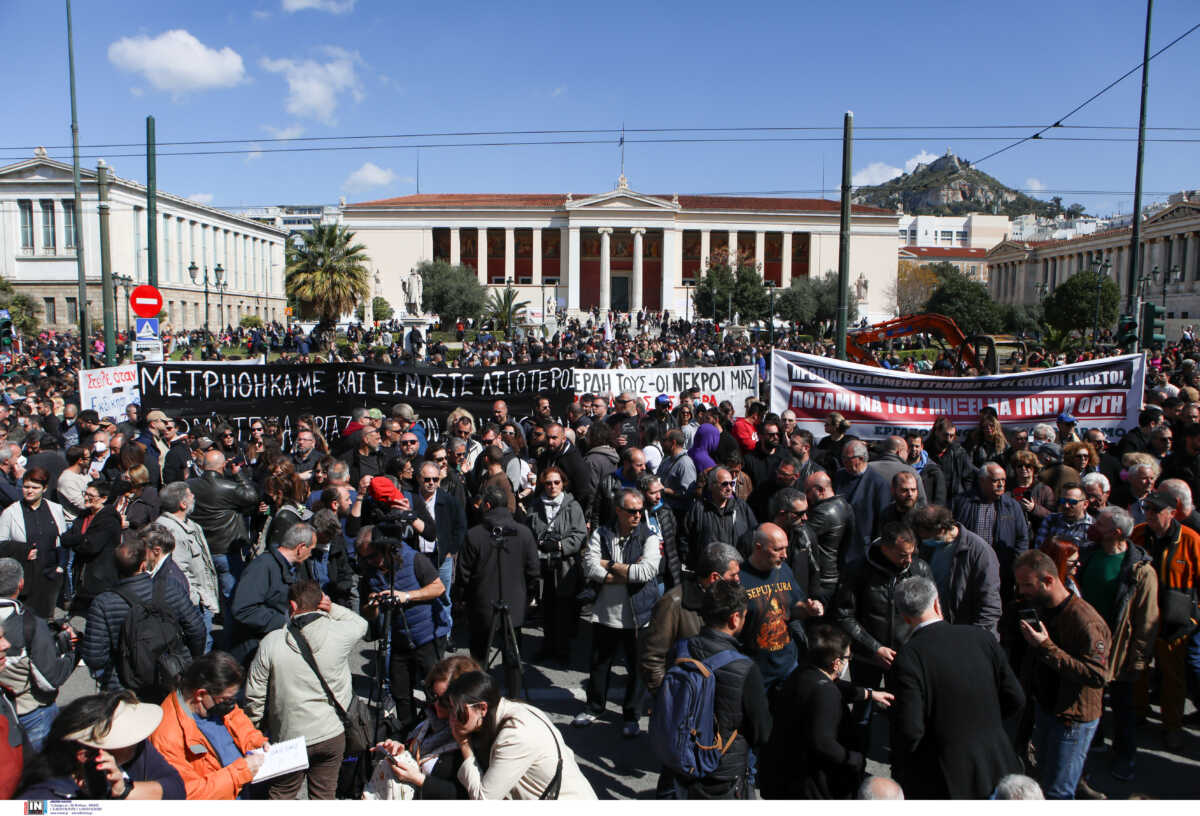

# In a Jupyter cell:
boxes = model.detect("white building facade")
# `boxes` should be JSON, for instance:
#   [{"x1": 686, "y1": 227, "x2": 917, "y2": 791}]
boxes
[
  {"x1": 344, "y1": 178, "x2": 901, "y2": 322},
  {"x1": 897, "y1": 212, "x2": 1010, "y2": 249},
  {"x1": 0, "y1": 151, "x2": 288, "y2": 333}
]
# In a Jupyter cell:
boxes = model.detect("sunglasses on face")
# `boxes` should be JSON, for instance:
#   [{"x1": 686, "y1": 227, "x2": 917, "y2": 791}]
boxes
[
  {"x1": 401, "y1": 438, "x2": 418, "y2": 444},
  {"x1": 1059, "y1": 497, "x2": 1082, "y2": 506},
  {"x1": 619, "y1": 506, "x2": 643, "y2": 515},
  {"x1": 543, "y1": 479, "x2": 562, "y2": 486},
  {"x1": 718, "y1": 480, "x2": 737, "y2": 488},
  {"x1": 421, "y1": 476, "x2": 440, "y2": 483},
  {"x1": 432, "y1": 456, "x2": 447, "y2": 463}
]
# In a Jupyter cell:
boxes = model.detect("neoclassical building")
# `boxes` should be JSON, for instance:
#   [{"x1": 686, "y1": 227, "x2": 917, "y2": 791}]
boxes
[
  {"x1": 343, "y1": 177, "x2": 901, "y2": 322},
  {"x1": 988, "y1": 199, "x2": 1200, "y2": 332},
  {"x1": 0, "y1": 150, "x2": 289, "y2": 333}
]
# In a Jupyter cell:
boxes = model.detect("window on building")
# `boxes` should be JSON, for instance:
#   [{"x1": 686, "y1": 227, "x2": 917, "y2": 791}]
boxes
[
  {"x1": 940, "y1": 230, "x2": 953, "y2": 243},
  {"x1": 968, "y1": 265, "x2": 978, "y2": 276},
  {"x1": 65, "y1": 297, "x2": 77, "y2": 324},
  {"x1": 43, "y1": 298, "x2": 56, "y2": 324},
  {"x1": 18, "y1": 201, "x2": 34, "y2": 250},
  {"x1": 40, "y1": 200, "x2": 56, "y2": 250},
  {"x1": 62, "y1": 200, "x2": 77, "y2": 249},
  {"x1": 956, "y1": 230, "x2": 968, "y2": 245},
  {"x1": 898, "y1": 229, "x2": 908, "y2": 240}
]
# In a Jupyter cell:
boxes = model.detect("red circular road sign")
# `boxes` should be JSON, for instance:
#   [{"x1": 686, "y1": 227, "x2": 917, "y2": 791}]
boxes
[{"x1": 130, "y1": 285, "x2": 163, "y2": 318}]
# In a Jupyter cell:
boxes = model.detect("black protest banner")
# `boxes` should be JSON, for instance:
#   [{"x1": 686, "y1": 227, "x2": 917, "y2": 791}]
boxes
[{"x1": 137, "y1": 361, "x2": 575, "y2": 444}]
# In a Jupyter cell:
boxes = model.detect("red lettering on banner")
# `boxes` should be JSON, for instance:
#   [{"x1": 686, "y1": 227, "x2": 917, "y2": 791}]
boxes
[{"x1": 789, "y1": 387, "x2": 1125, "y2": 425}]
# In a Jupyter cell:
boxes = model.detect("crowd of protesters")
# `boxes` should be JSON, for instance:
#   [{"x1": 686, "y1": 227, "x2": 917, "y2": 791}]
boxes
[{"x1": 0, "y1": 320, "x2": 1195, "y2": 801}]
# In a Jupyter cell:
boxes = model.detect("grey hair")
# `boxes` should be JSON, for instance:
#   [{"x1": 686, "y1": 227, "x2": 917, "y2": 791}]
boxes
[
  {"x1": 0, "y1": 557, "x2": 22, "y2": 597},
  {"x1": 159, "y1": 481, "x2": 191, "y2": 513},
  {"x1": 1031, "y1": 423, "x2": 1055, "y2": 442},
  {"x1": 0, "y1": 447, "x2": 12, "y2": 465},
  {"x1": 844, "y1": 440, "x2": 868, "y2": 460},
  {"x1": 856, "y1": 776, "x2": 905, "y2": 800},
  {"x1": 279, "y1": 522, "x2": 316, "y2": 551},
  {"x1": 351, "y1": 407, "x2": 368, "y2": 421},
  {"x1": 994, "y1": 774, "x2": 1044, "y2": 800},
  {"x1": 1158, "y1": 478, "x2": 1194, "y2": 513},
  {"x1": 1127, "y1": 458, "x2": 1162, "y2": 480},
  {"x1": 894, "y1": 576, "x2": 938, "y2": 618},
  {"x1": 327, "y1": 461, "x2": 350, "y2": 482},
  {"x1": 697, "y1": 542, "x2": 743, "y2": 577},
  {"x1": 139, "y1": 522, "x2": 176, "y2": 554},
  {"x1": 978, "y1": 461, "x2": 1005, "y2": 481},
  {"x1": 448, "y1": 437, "x2": 468, "y2": 453},
  {"x1": 1080, "y1": 472, "x2": 1110, "y2": 494},
  {"x1": 1099, "y1": 506, "x2": 1135, "y2": 539},
  {"x1": 616, "y1": 488, "x2": 642, "y2": 510}
]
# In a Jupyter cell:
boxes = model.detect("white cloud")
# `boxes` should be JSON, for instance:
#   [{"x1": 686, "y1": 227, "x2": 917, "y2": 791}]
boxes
[
  {"x1": 282, "y1": 0, "x2": 355, "y2": 12},
  {"x1": 245, "y1": 143, "x2": 263, "y2": 162},
  {"x1": 852, "y1": 162, "x2": 903, "y2": 187},
  {"x1": 551, "y1": 85, "x2": 567, "y2": 97},
  {"x1": 187, "y1": 193, "x2": 215, "y2": 205},
  {"x1": 903, "y1": 150, "x2": 939, "y2": 173},
  {"x1": 342, "y1": 162, "x2": 397, "y2": 192},
  {"x1": 260, "y1": 46, "x2": 364, "y2": 125},
  {"x1": 253, "y1": 9, "x2": 272, "y2": 20},
  {"x1": 1025, "y1": 177, "x2": 1046, "y2": 194},
  {"x1": 108, "y1": 30, "x2": 246, "y2": 95},
  {"x1": 129, "y1": 87, "x2": 144, "y2": 97},
  {"x1": 262, "y1": 124, "x2": 304, "y2": 140}
]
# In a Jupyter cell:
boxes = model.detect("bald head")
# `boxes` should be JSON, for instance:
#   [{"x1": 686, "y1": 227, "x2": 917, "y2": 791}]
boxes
[
  {"x1": 750, "y1": 522, "x2": 789, "y2": 570},
  {"x1": 805, "y1": 471, "x2": 833, "y2": 502},
  {"x1": 203, "y1": 450, "x2": 227, "y2": 472}
]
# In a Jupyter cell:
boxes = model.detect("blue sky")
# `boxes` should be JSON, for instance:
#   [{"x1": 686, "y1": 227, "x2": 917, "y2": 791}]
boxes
[{"x1": 3, "y1": 0, "x2": 1198, "y2": 217}]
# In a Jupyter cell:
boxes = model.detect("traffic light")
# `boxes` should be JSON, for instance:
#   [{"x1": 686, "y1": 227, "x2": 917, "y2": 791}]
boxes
[
  {"x1": 0, "y1": 315, "x2": 12, "y2": 348},
  {"x1": 1140, "y1": 302, "x2": 1166, "y2": 349},
  {"x1": 1116, "y1": 313, "x2": 1139, "y2": 350}
]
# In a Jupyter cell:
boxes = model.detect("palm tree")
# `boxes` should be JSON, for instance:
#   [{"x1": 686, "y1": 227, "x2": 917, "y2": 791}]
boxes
[
  {"x1": 285, "y1": 224, "x2": 370, "y2": 326},
  {"x1": 484, "y1": 286, "x2": 529, "y2": 338}
]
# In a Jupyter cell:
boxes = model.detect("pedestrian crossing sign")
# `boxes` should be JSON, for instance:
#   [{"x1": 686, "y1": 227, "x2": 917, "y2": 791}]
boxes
[{"x1": 135, "y1": 317, "x2": 160, "y2": 340}]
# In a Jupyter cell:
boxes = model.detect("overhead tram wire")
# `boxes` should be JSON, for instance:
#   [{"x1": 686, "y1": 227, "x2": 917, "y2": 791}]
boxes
[
  {"x1": 7, "y1": 135, "x2": 1200, "y2": 164},
  {"x1": 972, "y1": 18, "x2": 1200, "y2": 166},
  {"x1": 8, "y1": 123, "x2": 1200, "y2": 153}
]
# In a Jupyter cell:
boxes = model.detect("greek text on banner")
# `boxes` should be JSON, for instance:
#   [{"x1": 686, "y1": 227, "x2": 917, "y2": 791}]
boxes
[{"x1": 575, "y1": 365, "x2": 757, "y2": 411}]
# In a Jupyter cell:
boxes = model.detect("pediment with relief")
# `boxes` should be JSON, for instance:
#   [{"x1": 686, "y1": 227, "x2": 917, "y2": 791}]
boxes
[
  {"x1": 1145, "y1": 201, "x2": 1200, "y2": 226},
  {"x1": 0, "y1": 158, "x2": 94, "y2": 183},
  {"x1": 567, "y1": 178, "x2": 679, "y2": 212}
]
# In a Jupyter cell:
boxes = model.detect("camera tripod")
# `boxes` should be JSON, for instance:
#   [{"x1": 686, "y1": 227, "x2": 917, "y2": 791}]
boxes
[{"x1": 483, "y1": 527, "x2": 527, "y2": 700}]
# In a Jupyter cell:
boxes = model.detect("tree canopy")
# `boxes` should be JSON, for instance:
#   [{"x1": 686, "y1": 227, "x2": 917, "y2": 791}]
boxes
[
  {"x1": 418, "y1": 260, "x2": 486, "y2": 323},
  {"x1": 0, "y1": 277, "x2": 41, "y2": 335},
  {"x1": 483, "y1": 286, "x2": 528, "y2": 336},
  {"x1": 692, "y1": 249, "x2": 770, "y2": 322},
  {"x1": 1040, "y1": 268, "x2": 1119, "y2": 340},
  {"x1": 284, "y1": 224, "x2": 370, "y2": 324},
  {"x1": 776, "y1": 272, "x2": 858, "y2": 336},
  {"x1": 893, "y1": 261, "x2": 938, "y2": 316},
  {"x1": 356, "y1": 296, "x2": 394, "y2": 322},
  {"x1": 923, "y1": 263, "x2": 1002, "y2": 335}
]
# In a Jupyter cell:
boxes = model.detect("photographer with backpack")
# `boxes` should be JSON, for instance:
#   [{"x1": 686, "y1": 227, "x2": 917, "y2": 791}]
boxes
[{"x1": 650, "y1": 580, "x2": 770, "y2": 800}]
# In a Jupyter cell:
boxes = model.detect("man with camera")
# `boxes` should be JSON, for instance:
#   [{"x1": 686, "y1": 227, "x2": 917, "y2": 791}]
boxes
[
  {"x1": 0, "y1": 557, "x2": 78, "y2": 752},
  {"x1": 456, "y1": 484, "x2": 539, "y2": 698},
  {"x1": 356, "y1": 524, "x2": 446, "y2": 733}
]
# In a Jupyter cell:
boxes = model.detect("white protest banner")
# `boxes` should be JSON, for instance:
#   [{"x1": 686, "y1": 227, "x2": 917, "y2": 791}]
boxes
[
  {"x1": 576, "y1": 366, "x2": 758, "y2": 411},
  {"x1": 771, "y1": 351, "x2": 1144, "y2": 441},
  {"x1": 79, "y1": 364, "x2": 141, "y2": 420}
]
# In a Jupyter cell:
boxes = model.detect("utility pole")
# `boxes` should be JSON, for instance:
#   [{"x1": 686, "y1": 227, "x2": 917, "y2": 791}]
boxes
[
  {"x1": 146, "y1": 115, "x2": 158, "y2": 287},
  {"x1": 1126, "y1": 0, "x2": 1153, "y2": 313},
  {"x1": 836, "y1": 111, "x2": 853, "y2": 360},
  {"x1": 98, "y1": 160, "x2": 115, "y2": 366},
  {"x1": 65, "y1": 0, "x2": 89, "y2": 368}
]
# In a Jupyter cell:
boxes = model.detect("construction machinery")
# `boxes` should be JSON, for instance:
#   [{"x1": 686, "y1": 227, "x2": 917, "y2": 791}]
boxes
[{"x1": 845, "y1": 313, "x2": 1028, "y2": 375}]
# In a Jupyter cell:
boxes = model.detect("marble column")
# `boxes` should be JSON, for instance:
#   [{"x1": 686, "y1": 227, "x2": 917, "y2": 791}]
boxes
[
  {"x1": 450, "y1": 228, "x2": 461, "y2": 266},
  {"x1": 663, "y1": 227, "x2": 680, "y2": 313},
  {"x1": 728, "y1": 230, "x2": 738, "y2": 264},
  {"x1": 782, "y1": 232, "x2": 793, "y2": 287},
  {"x1": 504, "y1": 227, "x2": 515, "y2": 283},
  {"x1": 531, "y1": 227, "x2": 542, "y2": 285},
  {"x1": 631, "y1": 228, "x2": 645, "y2": 312},
  {"x1": 755, "y1": 231, "x2": 765, "y2": 274},
  {"x1": 476, "y1": 228, "x2": 487, "y2": 284},
  {"x1": 567, "y1": 226, "x2": 581, "y2": 314},
  {"x1": 700, "y1": 230, "x2": 711, "y2": 270},
  {"x1": 598, "y1": 227, "x2": 613, "y2": 315}
]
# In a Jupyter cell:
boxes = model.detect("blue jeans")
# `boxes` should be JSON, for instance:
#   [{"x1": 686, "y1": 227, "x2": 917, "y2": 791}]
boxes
[
  {"x1": 212, "y1": 554, "x2": 236, "y2": 600},
  {"x1": 437, "y1": 555, "x2": 454, "y2": 635},
  {"x1": 1033, "y1": 705, "x2": 1099, "y2": 799},
  {"x1": 19, "y1": 703, "x2": 58, "y2": 753},
  {"x1": 201, "y1": 606, "x2": 215, "y2": 653}
]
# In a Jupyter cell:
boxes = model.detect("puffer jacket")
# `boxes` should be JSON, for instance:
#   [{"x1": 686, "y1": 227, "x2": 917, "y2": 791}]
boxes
[
  {"x1": 834, "y1": 544, "x2": 933, "y2": 658},
  {"x1": 1081, "y1": 543, "x2": 1159, "y2": 681},
  {"x1": 805, "y1": 495, "x2": 857, "y2": 604},
  {"x1": 243, "y1": 605, "x2": 368, "y2": 746},
  {"x1": 186, "y1": 470, "x2": 259, "y2": 556},
  {"x1": 149, "y1": 690, "x2": 268, "y2": 800}
]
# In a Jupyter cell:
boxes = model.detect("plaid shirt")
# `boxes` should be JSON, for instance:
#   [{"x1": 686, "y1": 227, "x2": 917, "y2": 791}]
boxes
[{"x1": 1033, "y1": 512, "x2": 1094, "y2": 550}]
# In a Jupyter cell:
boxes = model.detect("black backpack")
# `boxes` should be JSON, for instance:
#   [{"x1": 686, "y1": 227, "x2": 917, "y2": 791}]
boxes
[{"x1": 114, "y1": 581, "x2": 192, "y2": 701}]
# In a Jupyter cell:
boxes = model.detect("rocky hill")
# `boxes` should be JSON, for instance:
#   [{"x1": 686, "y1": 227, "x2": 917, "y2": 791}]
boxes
[{"x1": 852, "y1": 150, "x2": 1059, "y2": 218}]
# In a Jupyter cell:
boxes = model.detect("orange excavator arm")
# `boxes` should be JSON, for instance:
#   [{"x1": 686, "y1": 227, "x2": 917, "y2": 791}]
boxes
[{"x1": 845, "y1": 313, "x2": 983, "y2": 370}]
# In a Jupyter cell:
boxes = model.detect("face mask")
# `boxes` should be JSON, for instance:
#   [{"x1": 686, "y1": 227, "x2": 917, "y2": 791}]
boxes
[
  {"x1": 94, "y1": 441, "x2": 107, "y2": 454},
  {"x1": 205, "y1": 699, "x2": 236, "y2": 722}
]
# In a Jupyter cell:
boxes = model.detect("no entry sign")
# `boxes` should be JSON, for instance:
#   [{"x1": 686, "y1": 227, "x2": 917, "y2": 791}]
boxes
[{"x1": 130, "y1": 285, "x2": 163, "y2": 319}]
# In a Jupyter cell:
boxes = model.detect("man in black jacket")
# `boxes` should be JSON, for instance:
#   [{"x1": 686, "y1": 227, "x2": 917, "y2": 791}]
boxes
[
  {"x1": 455, "y1": 485, "x2": 539, "y2": 698},
  {"x1": 80, "y1": 533, "x2": 205, "y2": 690},
  {"x1": 187, "y1": 450, "x2": 259, "y2": 602},
  {"x1": 680, "y1": 468, "x2": 757, "y2": 570},
  {"x1": 339, "y1": 426, "x2": 388, "y2": 485},
  {"x1": 804, "y1": 471, "x2": 857, "y2": 605},
  {"x1": 230, "y1": 523, "x2": 318, "y2": 665},
  {"x1": 889, "y1": 575, "x2": 1024, "y2": 799},
  {"x1": 667, "y1": 580, "x2": 770, "y2": 800},
  {"x1": 60, "y1": 482, "x2": 122, "y2": 614},
  {"x1": 538, "y1": 423, "x2": 595, "y2": 513}
]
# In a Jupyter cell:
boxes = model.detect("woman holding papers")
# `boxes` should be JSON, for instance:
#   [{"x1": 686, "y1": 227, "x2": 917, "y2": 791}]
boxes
[{"x1": 149, "y1": 651, "x2": 270, "y2": 799}]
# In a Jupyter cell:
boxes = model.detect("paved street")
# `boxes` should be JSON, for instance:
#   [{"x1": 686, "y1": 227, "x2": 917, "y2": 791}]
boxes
[{"x1": 53, "y1": 614, "x2": 1200, "y2": 800}]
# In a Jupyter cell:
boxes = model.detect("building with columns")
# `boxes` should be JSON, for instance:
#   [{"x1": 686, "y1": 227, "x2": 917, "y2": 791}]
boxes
[
  {"x1": 343, "y1": 177, "x2": 901, "y2": 322},
  {"x1": 988, "y1": 198, "x2": 1200, "y2": 334},
  {"x1": 0, "y1": 151, "x2": 288, "y2": 333}
]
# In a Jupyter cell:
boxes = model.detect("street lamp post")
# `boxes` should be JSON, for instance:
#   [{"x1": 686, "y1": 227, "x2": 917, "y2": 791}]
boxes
[
  {"x1": 216, "y1": 279, "x2": 229, "y2": 337},
  {"x1": 187, "y1": 261, "x2": 224, "y2": 339},
  {"x1": 765, "y1": 280, "x2": 777, "y2": 348},
  {"x1": 504, "y1": 276, "x2": 514, "y2": 339},
  {"x1": 1091, "y1": 258, "x2": 1112, "y2": 345}
]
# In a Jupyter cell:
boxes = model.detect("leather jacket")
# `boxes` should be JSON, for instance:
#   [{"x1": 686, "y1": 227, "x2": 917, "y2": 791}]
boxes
[
  {"x1": 805, "y1": 495, "x2": 857, "y2": 604},
  {"x1": 835, "y1": 543, "x2": 933, "y2": 657},
  {"x1": 186, "y1": 470, "x2": 260, "y2": 556}
]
